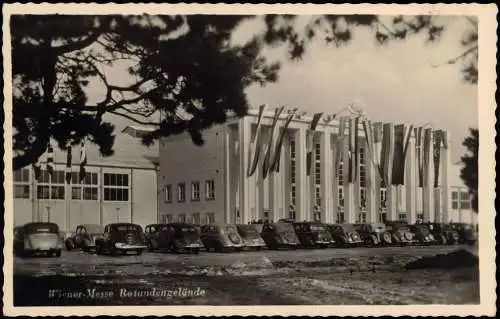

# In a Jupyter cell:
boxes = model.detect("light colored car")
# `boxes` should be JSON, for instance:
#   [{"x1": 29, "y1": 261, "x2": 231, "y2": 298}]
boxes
[
  {"x1": 14, "y1": 222, "x2": 62, "y2": 258},
  {"x1": 200, "y1": 224, "x2": 245, "y2": 252},
  {"x1": 65, "y1": 224, "x2": 104, "y2": 252},
  {"x1": 236, "y1": 224, "x2": 266, "y2": 250}
]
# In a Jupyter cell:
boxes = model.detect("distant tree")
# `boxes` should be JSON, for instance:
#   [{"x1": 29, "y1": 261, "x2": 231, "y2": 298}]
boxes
[
  {"x1": 11, "y1": 14, "x2": 477, "y2": 170},
  {"x1": 460, "y1": 128, "x2": 478, "y2": 212}
]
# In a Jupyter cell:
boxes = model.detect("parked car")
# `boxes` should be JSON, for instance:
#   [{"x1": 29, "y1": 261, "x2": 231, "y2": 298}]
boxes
[
  {"x1": 65, "y1": 224, "x2": 104, "y2": 252},
  {"x1": 325, "y1": 223, "x2": 363, "y2": 247},
  {"x1": 410, "y1": 223, "x2": 436, "y2": 245},
  {"x1": 14, "y1": 222, "x2": 62, "y2": 258},
  {"x1": 199, "y1": 224, "x2": 245, "y2": 252},
  {"x1": 384, "y1": 221, "x2": 417, "y2": 246},
  {"x1": 144, "y1": 223, "x2": 168, "y2": 251},
  {"x1": 354, "y1": 223, "x2": 392, "y2": 247},
  {"x1": 260, "y1": 222, "x2": 300, "y2": 250},
  {"x1": 236, "y1": 224, "x2": 266, "y2": 250},
  {"x1": 95, "y1": 223, "x2": 147, "y2": 256},
  {"x1": 451, "y1": 222, "x2": 477, "y2": 245},
  {"x1": 427, "y1": 222, "x2": 460, "y2": 245},
  {"x1": 161, "y1": 223, "x2": 204, "y2": 253},
  {"x1": 292, "y1": 222, "x2": 335, "y2": 248}
]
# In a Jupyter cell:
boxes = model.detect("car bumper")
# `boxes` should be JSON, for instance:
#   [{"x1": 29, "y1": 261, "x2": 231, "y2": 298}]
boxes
[
  {"x1": 114, "y1": 244, "x2": 147, "y2": 250},
  {"x1": 24, "y1": 247, "x2": 60, "y2": 254}
]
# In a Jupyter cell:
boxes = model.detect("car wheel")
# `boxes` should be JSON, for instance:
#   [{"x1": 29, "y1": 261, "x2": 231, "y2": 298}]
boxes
[
  {"x1": 54, "y1": 250, "x2": 61, "y2": 258},
  {"x1": 439, "y1": 234, "x2": 447, "y2": 245},
  {"x1": 65, "y1": 239, "x2": 74, "y2": 251},
  {"x1": 136, "y1": 250, "x2": 143, "y2": 256}
]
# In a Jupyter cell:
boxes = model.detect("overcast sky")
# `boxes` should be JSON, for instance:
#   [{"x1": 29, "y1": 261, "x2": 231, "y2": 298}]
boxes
[{"x1": 92, "y1": 15, "x2": 477, "y2": 163}]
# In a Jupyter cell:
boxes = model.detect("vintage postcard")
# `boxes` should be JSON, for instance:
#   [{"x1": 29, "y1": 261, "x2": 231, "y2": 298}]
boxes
[{"x1": 2, "y1": 3, "x2": 497, "y2": 317}]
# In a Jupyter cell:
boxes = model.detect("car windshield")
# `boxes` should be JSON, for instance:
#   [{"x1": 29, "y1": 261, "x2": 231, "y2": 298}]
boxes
[
  {"x1": 238, "y1": 225, "x2": 258, "y2": 236},
  {"x1": 310, "y1": 225, "x2": 325, "y2": 232},
  {"x1": 222, "y1": 226, "x2": 238, "y2": 233},
  {"x1": 25, "y1": 223, "x2": 58, "y2": 234},
  {"x1": 115, "y1": 225, "x2": 141, "y2": 233},
  {"x1": 341, "y1": 224, "x2": 355, "y2": 232},
  {"x1": 275, "y1": 223, "x2": 294, "y2": 232},
  {"x1": 85, "y1": 225, "x2": 104, "y2": 234},
  {"x1": 394, "y1": 225, "x2": 410, "y2": 232}
]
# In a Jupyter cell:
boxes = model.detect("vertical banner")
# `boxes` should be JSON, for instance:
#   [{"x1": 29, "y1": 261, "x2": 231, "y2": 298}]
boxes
[
  {"x1": 262, "y1": 106, "x2": 285, "y2": 179},
  {"x1": 391, "y1": 124, "x2": 405, "y2": 185},
  {"x1": 380, "y1": 123, "x2": 394, "y2": 186},
  {"x1": 347, "y1": 116, "x2": 359, "y2": 183},
  {"x1": 32, "y1": 161, "x2": 41, "y2": 182},
  {"x1": 372, "y1": 122, "x2": 384, "y2": 179},
  {"x1": 422, "y1": 128, "x2": 432, "y2": 186},
  {"x1": 334, "y1": 116, "x2": 347, "y2": 175},
  {"x1": 306, "y1": 112, "x2": 323, "y2": 176},
  {"x1": 271, "y1": 109, "x2": 297, "y2": 172},
  {"x1": 247, "y1": 104, "x2": 267, "y2": 177},
  {"x1": 433, "y1": 130, "x2": 442, "y2": 188},
  {"x1": 79, "y1": 139, "x2": 87, "y2": 183},
  {"x1": 46, "y1": 144, "x2": 55, "y2": 179},
  {"x1": 65, "y1": 145, "x2": 72, "y2": 184}
]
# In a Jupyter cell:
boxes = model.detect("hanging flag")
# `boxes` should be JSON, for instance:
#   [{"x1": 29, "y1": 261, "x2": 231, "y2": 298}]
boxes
[
  {"x1": 433, "y1": 130, "x2": 442, "y2": 188},
  {"x1": 271, "y1": 109, "x2": 297, "y2": 172},
  {"x1": 442, "y1": 130, "x2": 448, "y2": 149},
  {"x1": 32, "y1": 162, "x2": 41, "y2": 182},
  {"x1": 46, "y1": 144, "x2": 55, "y2": 180},
  {"x1": 306, "y1": 112, "x2": 323, "y2": 176},
  {"x1": 422, "y1": 128, "x2": 432, "y2": 186},
  {"x1": 403, "y1": 124, "x2": 414, "y2": 160},
  {"x1": 347, "y1": 117, "x2": 360, "y2": 183},
  {"x1": 262, "y1": 106, "x2": 285, "y2": 179},
  {"x1": 391, "y1": 124, "x2": 405, "y2": 185},
  {"x1": 79, "y1": 139, "x2": 87, "y2": 183},
  {"x1": 415, "y1": 126, "x2": 424, "y2": 188},
  {"x1": 65, "y1": 145, "x2": 72, "y2": 184},
  {"x1": 380, "y1": 123, "x2": 394, "y2": 187},
  {"x1": 247, "y1": 104, "x2": 267, "y2": 177},
  {"x1": 334, "y1": 116, "x2": 348, "y2": 176},
  {"x1": 372, "y1": 122, "x2": 384, "y2": 177}
]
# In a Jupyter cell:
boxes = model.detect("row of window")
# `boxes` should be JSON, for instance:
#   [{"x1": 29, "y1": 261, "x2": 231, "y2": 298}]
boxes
[
  {"x1": 160, "y1": 212, "x2": 216, "y2": 224},
  {"x1": 164, "y1": 180, "x2": 216, "y2": 203},
  {"x1": 451, "y1": 190, "x2": 472, "y2": 210},
  {"x1": 14, "y1": 170, "x2": 130, "y2": 202}
]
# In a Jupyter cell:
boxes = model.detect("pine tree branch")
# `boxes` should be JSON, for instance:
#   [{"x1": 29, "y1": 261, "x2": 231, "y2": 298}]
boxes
[{"x1": 108, "y1": 110, "x2": 160, "y2": 126}]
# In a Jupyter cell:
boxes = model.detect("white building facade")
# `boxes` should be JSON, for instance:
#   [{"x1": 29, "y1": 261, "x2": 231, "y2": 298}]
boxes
[{"x1": 159, "y1": 107, "x2": 476, "y2": 226}]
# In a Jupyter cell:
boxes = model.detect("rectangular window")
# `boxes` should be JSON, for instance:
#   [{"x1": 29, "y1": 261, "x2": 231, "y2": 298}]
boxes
[
  {"x1": 398, "y1": 213, "x2": 408, "y2": 222},
  {"x1": 360, "y1": 166, "x2": 366, "y2": 187},
  {"x1": 191, "y1": 182, "x2": 200, "y2": 201},
  {"x1": 460, "y1": 191, "x2": 470, "y2": 201},
  {"x1": 206, "y1": 212, "x2": 215, "y2": 224},
  {"x1": 14, "y1": 169, "x2": 30, "y2": 182},
  {"x1": 192, "y1": 213, "x2": 201, "y2": 225},
  {"x1": 14, "y1": 185, "x2": 30, "y2": 199},
  {"x1": 178, "y1": 214, "x2": 186, "y2": 223},
  {"x1": 338, "y1": 161, "x2": 344, "y2": 185},
  {"x1": 291, "y1": 185, "x2": 296, "y2": 205},
  {"x1": 360, "y1": 188, "x2": 367, "y2": 210},
  {"x1": 315, "y1": 185, "x2": 321, "y2": 206},
  {"x1": 166, "y1": 214, "x2": 173, "y2": 223},
  {"x1": 336, "y1": 212, "x2": 345, "y2": 224},
  {"x1": 177, "y1": 183, "x2": 186, "y2": 202},
  {"x1": 338, "y1": 187, "x2": 344, "y2": 206},
  {"x1": 451, "y1": 191, "x2": 459, "y2": 210},
  {"x1": 290, "y1": 140, "x2": 296, "y2": 159},
  {"x1": 360, "y1": 147, "x2": 365, "y2": 165},
  {"x1": 460, "y1": 201, "x2": 471, "y2": 210},
  {"x1": 205, "y1": 179, "x2": 215, "y2": 200},
  {"x1": 36, "y1": 170, "x2": 66, "y2": 200},
  {"x1": 165, "y1": 184, "x2": 172, "y2": 203},
  {"x1": 315, "y1": 143, "x2": 321, "y2": 160},
  {"x1": 71, "y1": 186, "x2": 98, "y2": 200},
  {"x1": 103, "y1": 173, "x2": 129, "y2": 201}
]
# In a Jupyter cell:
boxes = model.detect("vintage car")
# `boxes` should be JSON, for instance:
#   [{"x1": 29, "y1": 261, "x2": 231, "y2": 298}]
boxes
[
  {"x1": 384, "y1": 221, "x2": 418, "y2": 246},
  {"x1": 260, "y1": 222, "x2": 300, "y2": 250},
  {"x1": 160, "y1": 223, "x2": 204, "y2": 253},
  {"x1": 451, "y1": 222, "x2": 477, "y2": 245},
  {"x1": 95, "y1": 223, "x2": 147, "y2": 256},
  {"x1": 325, "y1": 223, "x2": 363, "y2": 247},
  {"x1": 65, "y1": 224, "x2": 104, "y2": 252},
  {"x1": 409, "y1": 223, "x2": 436, "y2": 245},
  {"x1": 427, "y1": 223, "x2": 460, "y2": 245},
  {"x1": 236, "y1": 224, "x2": 266, "y2": 250},
  {"x1": 292, "y1": 222, "x2": 336, "y2": 248},
  {"x1": 144, "y1": 223, "x2": 168, "y2": 251},
  {"x1": 199, "y1": 223, "x2": 245, "y2": 252},
  {"x1": 354, "y1": 223, "x2": 392, "y2": 247},
  {"x1": 277, "y1": 218, "x2": 296, "y2": 224},
  {"x1": 14, "y1": 222, "x2": 62, "y2": 258}
]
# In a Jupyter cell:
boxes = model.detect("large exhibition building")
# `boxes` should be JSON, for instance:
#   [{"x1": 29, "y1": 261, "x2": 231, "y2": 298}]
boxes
[{"x1": 158, "y1": 105, "x2": 477, "y2": 226}]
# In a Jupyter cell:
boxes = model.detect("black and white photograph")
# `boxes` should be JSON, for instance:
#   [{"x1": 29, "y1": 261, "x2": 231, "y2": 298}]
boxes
[{"x1": 2, "y1": 3, "x2": 496, "y2": 317}]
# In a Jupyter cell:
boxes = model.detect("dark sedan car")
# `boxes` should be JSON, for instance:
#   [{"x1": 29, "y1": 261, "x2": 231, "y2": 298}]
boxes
[
  {"x1": 427, "y1": 223, "x2": 460, "y2": 245},
  {"x1": 95, "y1": 223, "x2": 147, "y2": 256},
  {"x1": 260, "y1": 222, "x2": 300, "y2": 250},
  {"x1": 292, "y1": 222, "x2": 335, "y2": 248},
  {"x1": 162, "y1": 223, "x2": 204, "y2": 253},
  {"x1": 325, "y1": 223, "x2": 363, "y2": 247},
  {"x1": 236, "y1": 224, "x2": 266, "y2": 250},
  {"x1": 354, "y1": 223, "x2": 392, "y2": 247},
  {"x1": 384, "y1": 221, "x2": 418, "y2": 246},
  {"x1": 65, "y1": 224, "x2": 104, "y2": 252},
  {"x1": 410, "y1": 224, "x2": 437, "y2": 245},
  {"x1": 451, "y1": 222, "x2": 477, "y2": 245}
]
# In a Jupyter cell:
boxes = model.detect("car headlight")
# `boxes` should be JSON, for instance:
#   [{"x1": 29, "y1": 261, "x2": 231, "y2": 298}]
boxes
[{"x1": 429, "y1": 234, "x2": 435, "y2": 240}]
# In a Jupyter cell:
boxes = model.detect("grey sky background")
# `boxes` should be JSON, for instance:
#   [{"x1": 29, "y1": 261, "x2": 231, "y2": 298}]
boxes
[{"x1": 89, "y1": 15, "x2": 477, "y2": 163}]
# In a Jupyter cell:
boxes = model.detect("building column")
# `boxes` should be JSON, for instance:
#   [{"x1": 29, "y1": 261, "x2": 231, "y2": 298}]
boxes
[
  {"x1": 423, "y1": 132, "x2": 435, "y2": 222},
  {"x1": 295, "y1": 128, "x2": 308, "y2": 221},
  {"x1": 386, "y1": 124, "x2": 397, "y2": 221},
  {"x1": 224, "y1": 129, "x2": 231, "y2": 223},
  {"x1": 441, "y1": 130, "x2": 451, "y2": 222},
  {"x1": 321, "y1": 130, "x2": 333, "y2": 223},
  {"x1": 366, "y1": 140, "x2": 377, "y2": 223},
  {"x1": 406, "y1": 135, "x2": 417, "y2": 224},
  {"x1": 238, "y1": 117, "x2": 251, "y2": 224},
  {"x1": 331, "y1": 134, "x2": 339, "y2": 224}
]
